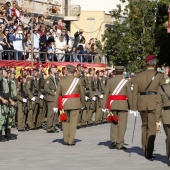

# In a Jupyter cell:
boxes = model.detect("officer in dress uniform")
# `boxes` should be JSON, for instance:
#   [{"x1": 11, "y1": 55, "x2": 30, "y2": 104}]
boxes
[
  {"x1": 55, "y1": 64, "x2": 85, "y2": 145},
  {"x1": 132, "y1": 55, "x2": 165, "y2": 160},
  {"x1": 103, "y1": 66, "x2": 132, "y2": 150},
  {"x1": 156, "y1": 70, "x2": 170, "y2": 166},
  {"x1": 44, "y1": 65, "x2": 59, "y2": 133}
]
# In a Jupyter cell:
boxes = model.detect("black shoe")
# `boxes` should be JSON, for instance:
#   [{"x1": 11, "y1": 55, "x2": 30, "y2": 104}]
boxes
[
  {"x1": 47, "y1": 130, "x2": 59, "y2": 133},
  {"x1": 5, "y1": 129, "x2": 17, "y2": 140},
  {"x1": 117, "y1": 146, "x2": 127, "y2": 150},
  {"x1": 68, "y1": 143, "x2": 75, "y2": 146},
  {"x1": 145, "y1": 155, "x2": 156, "y2": 160},
  {"x1": 0, "y1": 136, "x2": 5, "y2": 142},
  {"x1": 109, "y1": 142, "x2": 117, "y2": 149},
  {"x1": 168, "y1": 161, "x2": 170, "y2": 167},
  {"x1": 29, "y1": 128, "x2": 36, "y2": 130},
  {"x1": 18, "y1": 129, "x2": 25, "y2": 132}
]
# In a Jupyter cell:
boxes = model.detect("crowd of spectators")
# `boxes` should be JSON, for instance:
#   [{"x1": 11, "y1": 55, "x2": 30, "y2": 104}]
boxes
[{"x1": 0, "y1": 1, "x2": 105, "y2": 63}]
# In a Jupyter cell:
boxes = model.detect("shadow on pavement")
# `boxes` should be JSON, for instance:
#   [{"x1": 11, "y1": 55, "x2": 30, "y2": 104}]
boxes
[
  {"x1": 125, "y1": 146, "x2": 143, "y2": 156},
  {"x1": 97, "y1": 141, "x2": 111, "y2": 146},
  {"x1": 52, "y1": 139, "x2": 82, "y2": 145}
]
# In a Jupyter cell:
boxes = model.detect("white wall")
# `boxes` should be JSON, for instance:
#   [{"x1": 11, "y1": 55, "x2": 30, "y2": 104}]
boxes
[{"x1": 71, "y1": 0, "x2": 128, "y2": 14}]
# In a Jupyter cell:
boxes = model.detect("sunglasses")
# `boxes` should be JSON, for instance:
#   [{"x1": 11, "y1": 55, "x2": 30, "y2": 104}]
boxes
[{"x1": 5, "y1": 30, "x2": 9, "y2": 31}]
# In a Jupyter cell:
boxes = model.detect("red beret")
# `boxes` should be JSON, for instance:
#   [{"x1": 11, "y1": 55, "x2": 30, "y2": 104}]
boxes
[
  {"x1": 96, "y1": 70, "x2": 99, "y2": 74},
  {"x1": 99, "y1": 70, "x2": 104, "y2": 72},
  {"x1": 145, "y1": 55, "x2": 156, "y2": 63},
  {"x1": 168, "y1": 70, "x2": 170, "y2": 77},
  {"x1": 62, "y1": 67, "x2": 66, "y2": 70},
  {"x1": 20, "y1": 68, "x2": 25, "y2": 73},
  {"x1": 18, "y1": 76, "x2": 21, "y2": 82}
]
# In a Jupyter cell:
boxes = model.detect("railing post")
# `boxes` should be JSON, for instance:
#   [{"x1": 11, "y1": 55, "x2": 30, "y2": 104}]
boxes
[{"x1": 0, "y1": 51, "x2": 2, "y2": 60}]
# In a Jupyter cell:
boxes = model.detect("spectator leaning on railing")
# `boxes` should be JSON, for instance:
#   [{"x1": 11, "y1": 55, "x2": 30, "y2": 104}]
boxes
[
  {"x1": 11, "y1": 25, "x2": 24, "y2": 60},
  {"x1": 0, "y1": 1, "x2": 106, "y2": 63}
]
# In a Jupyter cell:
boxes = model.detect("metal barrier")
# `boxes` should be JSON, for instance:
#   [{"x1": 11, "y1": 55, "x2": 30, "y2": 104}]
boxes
[{"x1": 0, "y1": 50, "x2": 107, "y2": 64}]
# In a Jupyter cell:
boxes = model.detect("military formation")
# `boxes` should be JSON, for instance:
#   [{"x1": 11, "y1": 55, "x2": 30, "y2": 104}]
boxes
[
  {"x1": 0, "y1": 63, "x2": 111, "y2": 139},
  {"x1": 1, "y1": 55, "x2": 170, "y2": 166}
]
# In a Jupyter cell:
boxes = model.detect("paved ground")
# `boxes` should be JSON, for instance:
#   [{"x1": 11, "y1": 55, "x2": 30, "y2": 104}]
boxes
[{"x1": 0, "y1": 114, "x2": 169, "y2": 170}]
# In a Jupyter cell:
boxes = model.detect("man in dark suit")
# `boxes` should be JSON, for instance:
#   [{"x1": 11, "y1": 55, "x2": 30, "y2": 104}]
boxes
[{"x1": 73, "y1": 29, "x2": 85, "y2": 48}]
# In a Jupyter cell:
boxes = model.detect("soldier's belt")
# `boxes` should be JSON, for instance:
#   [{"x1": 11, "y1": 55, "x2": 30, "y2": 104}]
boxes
[
  {"x1": 33, "y1": 92, "x2": 38, "y2": 96},
  {"x1": 140, "y1": 92, "x2": 157, "y2": 95},
  {"x1": 106, "y1": 95, "x2": 127, "y2": 110},
  {"x1": 58, "y1": 93, "x2": 79, "y2": 110},
  {"x1": 163, "y1": 106, "x2": 170, "y2": 110}
]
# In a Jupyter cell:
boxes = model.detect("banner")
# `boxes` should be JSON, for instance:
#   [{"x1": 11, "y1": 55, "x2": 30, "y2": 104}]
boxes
[{"x1": 0, "y1": 60, "x2": 107, "y2": 77}]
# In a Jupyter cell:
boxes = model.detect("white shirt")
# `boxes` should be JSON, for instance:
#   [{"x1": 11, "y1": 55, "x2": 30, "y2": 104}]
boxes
[
  {"x1": 55, "y1": 39, "x2": 66, "y2": 53},
  {"x1": 33, "y1": 33, "x2": 40, "y2": 49},
  {"x1": 13, "y1": 33, "x2": 24, "y2": 51}
]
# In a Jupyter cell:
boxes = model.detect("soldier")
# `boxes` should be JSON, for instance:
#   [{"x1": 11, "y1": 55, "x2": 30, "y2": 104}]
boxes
[
  {"x1": 76, "y1": 64, "x2": 86, "y2": 128},
  {"x1": 17, "y1": 76, "x2": 29, "y2": 131},
  {"x1": 37, "y1": 70, "x2": 47, "y2": 129},
  {"x1": 44, "y1": 65, "x2": 59, "y2": 133},
  {"x1": 102, "y1": 66, "x2": 132, "y2": 150},
  {"x1": 96, "y1": 70, "x2": 107, "y2": 124},
  {"x1": 87, "y1": 68, "x2": 97, "y2": 126},
  {"x1": 1, "y1": 67, "x2": 16, "y2": 140},
  {"x1": 55, "y1": 64, "x2": 85, "y2": 145},
  {"x1": 132, "y1": 55, "x2": 165, "y2": 159},
  {"x1": 8, "y1": 70, "x2": 18, "y2": 132},
  {"x1": 156, "y1": 70, "x2": 170, "y2": 166},
  {"x1": 26, "y1": 68, "x2": 39, "y2": 130},
  {"x1": 61, "y1": 67, "x2": 67, "y2": 78},
  {"x1": 10, "y1": 66, "x2": 18, "y2": 127},
  {"x1": 0, "y1": 67, "x2": 8, "y2": 142}
]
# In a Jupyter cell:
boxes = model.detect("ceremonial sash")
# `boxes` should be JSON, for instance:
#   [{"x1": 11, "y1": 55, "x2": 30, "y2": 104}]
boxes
[
  {"x1": 106, "y1": 78, "x2": 128, "y2": 110},
  {"x1": 58, "y1": 78, "x2": 79, "y2": 110}
]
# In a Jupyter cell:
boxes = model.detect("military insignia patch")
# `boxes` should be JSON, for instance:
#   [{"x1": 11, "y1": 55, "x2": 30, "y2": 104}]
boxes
[
  {"x1": 47, "y1": 81, "x2": 49, "y2": 84},
  {"x1": 103, "y1": 81, "x2": 105, "y2": 84}
]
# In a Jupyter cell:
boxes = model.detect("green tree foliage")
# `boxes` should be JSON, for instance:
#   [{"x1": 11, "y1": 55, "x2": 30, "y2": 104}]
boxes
[
  {"x1": 155, "y1": 0, "x2": 170, "y2": 66},
  {"x1": 103, "y1": 0, "x2": 166, "y2": 72}
]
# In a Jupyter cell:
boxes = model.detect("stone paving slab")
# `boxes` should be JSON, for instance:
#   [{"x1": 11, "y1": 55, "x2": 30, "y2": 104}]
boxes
[{"x1": 0, "y1": 114, "x2": 169, "y2": 170}]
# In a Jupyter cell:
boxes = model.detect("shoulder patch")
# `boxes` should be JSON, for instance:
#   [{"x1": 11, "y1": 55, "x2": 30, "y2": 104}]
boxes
[{"x1": 46, "y1": 80, "x2": 49, "y2": 84}]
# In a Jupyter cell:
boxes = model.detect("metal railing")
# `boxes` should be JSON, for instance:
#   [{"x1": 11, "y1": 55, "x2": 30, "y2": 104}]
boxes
[{"x1": 0, "y1": 50, "x2": 107, "y2": 64}]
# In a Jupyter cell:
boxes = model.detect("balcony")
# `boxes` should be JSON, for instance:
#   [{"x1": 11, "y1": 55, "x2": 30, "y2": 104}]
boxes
[{"x1": 64, "y1": 5, "x2": 81, "y2": 21}]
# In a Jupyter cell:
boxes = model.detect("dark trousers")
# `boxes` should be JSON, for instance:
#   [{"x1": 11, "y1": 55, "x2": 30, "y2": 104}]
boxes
[
  {"x1": 14, "y1": 51, "x2": 22, "y2": 60},
  {"x1": 140, "y1": 110, "x2": 156, "y2": 157}
]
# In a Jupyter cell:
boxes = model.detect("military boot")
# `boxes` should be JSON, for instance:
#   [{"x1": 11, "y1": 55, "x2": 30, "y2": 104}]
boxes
[
  {"x1": 5, "y1": 129, "x2": 16, "y2": 140},
  {"x1": 0, "y1": 130, "x2": 5, "y2": 142}
]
